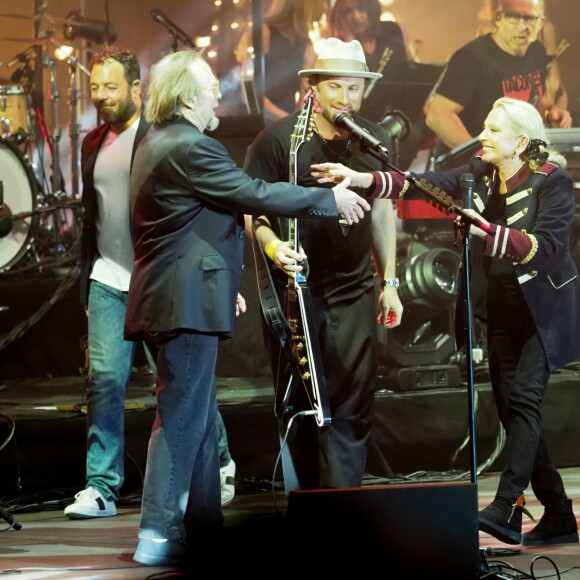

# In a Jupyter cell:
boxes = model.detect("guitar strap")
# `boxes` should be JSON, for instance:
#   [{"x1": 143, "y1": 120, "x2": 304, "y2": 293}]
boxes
[{"x1": 250, "y1": 224, "x2": 290, "y2": 349}]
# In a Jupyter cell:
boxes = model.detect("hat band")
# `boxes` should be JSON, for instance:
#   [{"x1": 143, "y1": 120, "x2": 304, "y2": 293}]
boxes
[{"x1": 314, "y1": 58, "x2": 370, "y2": 73}]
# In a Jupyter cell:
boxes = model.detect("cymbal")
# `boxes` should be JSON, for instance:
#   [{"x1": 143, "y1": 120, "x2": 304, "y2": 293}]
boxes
[{"x1": 0, "y1": 13, "x2": 35, "y2": 19}]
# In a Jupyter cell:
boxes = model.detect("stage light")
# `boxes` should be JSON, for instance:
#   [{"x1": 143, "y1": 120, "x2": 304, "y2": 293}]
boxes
[
  {"x1": 376, "y1": 241, "x2": 462, "y2": 369},
  {"x1": 398, "y1": 246, "x2": 461, "y2": 311},
  {"x1": 63, "y1": 11, "x2": 117, "y2": 44},
  {"x1": 380, "y1": 109, "x2": 410, "y2": 142},
  {"x1": 53, "y1": 45, "x2": 74, "y2": 61}
]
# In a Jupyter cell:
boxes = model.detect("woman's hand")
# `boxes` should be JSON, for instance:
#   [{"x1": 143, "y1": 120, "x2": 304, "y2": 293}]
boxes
[
  {"x1": 311, "y1": 163, "x2": 373, "y2": 189},
  {"x1": 457, "y1": 208, "x2": 490, "y2": 240}
]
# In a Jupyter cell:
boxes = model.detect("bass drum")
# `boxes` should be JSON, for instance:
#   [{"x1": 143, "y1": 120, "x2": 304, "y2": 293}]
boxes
[{"x1": 0, "y1": 137, "x2": 39, "y2": 271}]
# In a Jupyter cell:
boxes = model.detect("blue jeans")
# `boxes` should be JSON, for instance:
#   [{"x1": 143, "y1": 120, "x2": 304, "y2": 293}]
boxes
[
  {"x1": 217, "y1": 410, "x2": 231, "y2": 468},
  {"x1": 139, "y1": 331, "x2": 223, "y2": 541},
  {"x1": 86, "y1": 280, "x2": 231, "y2": 502},
  {"x1": 86, "y1": 280, "x2": 137, "y2": 501}
]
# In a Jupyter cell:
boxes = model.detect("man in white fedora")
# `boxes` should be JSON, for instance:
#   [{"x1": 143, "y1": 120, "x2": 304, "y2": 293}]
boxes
[{"x1": 244, "y1": 38, "x2": 403, "y2": 492}]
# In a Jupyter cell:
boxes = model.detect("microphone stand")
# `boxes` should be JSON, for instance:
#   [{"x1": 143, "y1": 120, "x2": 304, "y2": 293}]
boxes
[
  {"x1": 457, "y1": 178, "x2": 478, "y2": 484},
  {"x1": 357, "y1": 141, "x2": 480, "y2": 484}
]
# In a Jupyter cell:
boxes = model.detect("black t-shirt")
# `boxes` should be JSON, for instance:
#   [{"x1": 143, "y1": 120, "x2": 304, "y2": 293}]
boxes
[
  {"x1": 244, "y1": 112, "x2": 390, "y2": 306},
  {"x1": 436, "y1": 34, "x2": 550, "y2": 137}
]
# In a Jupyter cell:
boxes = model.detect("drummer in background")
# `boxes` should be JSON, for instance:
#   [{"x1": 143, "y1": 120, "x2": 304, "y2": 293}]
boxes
[{"x1": 424, "y1": 0, "x2": 572, "y2": 158}]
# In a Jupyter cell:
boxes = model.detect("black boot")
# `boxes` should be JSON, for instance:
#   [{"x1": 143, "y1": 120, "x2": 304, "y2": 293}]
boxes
[
  {"x1": 521, "y1": 499, "x2": 579, "y2": 546},
  {"x1": 479, "y1": 496, "x2": 522, "y2": 545}
]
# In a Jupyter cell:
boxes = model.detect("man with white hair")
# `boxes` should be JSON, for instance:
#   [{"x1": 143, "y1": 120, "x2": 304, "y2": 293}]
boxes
[{"x1": 124, "y1": 48, "x2": 371, "y2": 567}]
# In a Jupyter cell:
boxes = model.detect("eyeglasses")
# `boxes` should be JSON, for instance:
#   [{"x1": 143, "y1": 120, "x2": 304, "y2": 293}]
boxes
[
  {"x1": 199, "y1": 80, "x2": 220, "y2": 97},
  {"x1": 501, "y1": 11, "x2": 541, "y2": 26}
]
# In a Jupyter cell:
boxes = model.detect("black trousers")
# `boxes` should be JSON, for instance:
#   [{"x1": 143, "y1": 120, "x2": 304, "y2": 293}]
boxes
[
  {"x1": 487, "y1": 300, "x2": 568, "y2": 506},
  {"x1": 269, "y1": 287, "x2": 377, "y2": 490}
]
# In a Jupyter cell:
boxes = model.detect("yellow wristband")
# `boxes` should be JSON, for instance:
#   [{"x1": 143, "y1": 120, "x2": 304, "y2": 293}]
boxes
[{"x1": 266, "y1": 240, "x2": 280, "y2": 261}]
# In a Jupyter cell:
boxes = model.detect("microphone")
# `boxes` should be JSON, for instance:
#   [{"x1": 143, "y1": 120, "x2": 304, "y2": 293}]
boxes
[
  {"x1": 459, "y1": 172, "x2": 492, "y2": 234},
  {"x1": 7, "y1": 46, "x2": 37, "y2": 68},
  {"x1": 460, "y1": 173, "x2": 474, "y2": 210},
  {"x1": 151, "y1": 9, "x2": 195, "y2": 48},
  {"x1": 332, "y1": 112, "x2": 389, "y2": 156}
]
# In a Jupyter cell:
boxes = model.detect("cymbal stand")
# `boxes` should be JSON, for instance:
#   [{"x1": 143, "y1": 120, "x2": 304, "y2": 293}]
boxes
[
  {"x1": 66, "y1": 55, "x2": 89, "y2": 199},
  {"x1": 43, "y1": 53, "x2": 65, "y2": 254}
]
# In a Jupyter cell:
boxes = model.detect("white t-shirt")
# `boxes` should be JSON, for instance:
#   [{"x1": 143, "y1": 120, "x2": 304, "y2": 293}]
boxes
[{"x1": 90, "y1": 118, "x2": 139, "y2": 291}]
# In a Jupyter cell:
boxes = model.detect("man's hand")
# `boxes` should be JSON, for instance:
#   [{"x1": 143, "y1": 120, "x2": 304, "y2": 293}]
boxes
[
  {"x1": 545, "y1": 104, "x2": 573, "y2": 129},
  {"x1": 378, "y1": 287, "x2": 403, "y2": 328},
  {"x1": 266, "y1": 240, "x2": 306, "y2": 277},
  {"x1": 331, "y1": 177, "x2": 371, "y2": 225},
  {"x1": 235, "y1": 293, "x2": 247, "y2": 316}
]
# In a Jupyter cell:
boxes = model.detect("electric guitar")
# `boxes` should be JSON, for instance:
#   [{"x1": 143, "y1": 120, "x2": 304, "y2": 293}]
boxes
[
  {"x1": 251, "y1": 94, "x2": 330, "y2": 427},
  {"x1": 282, "y1": 93, "x2": 330, "y2": 427}
]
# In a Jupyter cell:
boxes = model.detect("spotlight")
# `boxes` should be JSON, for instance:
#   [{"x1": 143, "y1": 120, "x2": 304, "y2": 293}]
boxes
[
  {"x1": 379, "y1": 108, "x2": 410, "y2": 166},
  {"x1": 63, "y1": 11, "x2": 117, "y2": 44},
  {"x1": 380, "y1": 108, "x2": 410, "y2": 142},
  {"x1": 398, "y1": 246, "x2": 461, "y2": 310},
  {"x1": 53, "y1": 45, "x2": 74, "y2": 61}
]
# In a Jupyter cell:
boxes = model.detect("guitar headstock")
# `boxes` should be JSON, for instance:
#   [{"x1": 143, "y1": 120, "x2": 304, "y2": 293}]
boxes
[
  {"x1": 416, "y1": 179, "x2": 455, "y2": 215},
  {"x1": 290, "y1": 93, "x2": 315, "y2": 155}
]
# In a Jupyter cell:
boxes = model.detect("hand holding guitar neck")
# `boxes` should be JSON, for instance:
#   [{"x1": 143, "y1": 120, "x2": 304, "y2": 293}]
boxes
[{"x1": 414, "y1": 179, "x2": 494, "y2": 236}]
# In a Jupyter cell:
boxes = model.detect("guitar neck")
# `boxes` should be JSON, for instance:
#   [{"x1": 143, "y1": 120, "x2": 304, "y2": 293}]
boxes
[{"x1": 287, "y1": 98, "x2": 314, "y2": 287}]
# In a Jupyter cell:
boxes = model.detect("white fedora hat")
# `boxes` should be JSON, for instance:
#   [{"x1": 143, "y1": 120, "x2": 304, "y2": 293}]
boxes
[{"x1": 298, "y1": 37, "x2": 382, "y2": 80}]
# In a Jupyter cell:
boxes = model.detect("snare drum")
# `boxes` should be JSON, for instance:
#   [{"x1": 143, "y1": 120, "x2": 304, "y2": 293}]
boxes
[
  {"x1": 0, "y1": 137, "x2": 40, "y2": 271},
  {"x1": 0, "y1": 84, "x2": 32, "y2": 140}
]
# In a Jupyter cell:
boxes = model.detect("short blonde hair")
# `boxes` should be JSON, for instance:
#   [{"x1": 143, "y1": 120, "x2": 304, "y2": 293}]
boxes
[{"x1": 492, "y1": 97, "x2": 566, "y2": 168}]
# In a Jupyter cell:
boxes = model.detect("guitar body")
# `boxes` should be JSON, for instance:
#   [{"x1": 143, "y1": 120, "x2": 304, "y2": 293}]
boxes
[{"x1": 281, "y1": 281, "x2": 330, "y2": 427}]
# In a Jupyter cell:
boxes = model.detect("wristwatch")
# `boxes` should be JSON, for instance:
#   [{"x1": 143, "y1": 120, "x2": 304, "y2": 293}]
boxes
[{"x1": 380, "y1": 278, "x2": 399, "y2": 289}]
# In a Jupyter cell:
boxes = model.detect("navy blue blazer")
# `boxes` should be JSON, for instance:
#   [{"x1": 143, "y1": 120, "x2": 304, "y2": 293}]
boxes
[{"x1": 367, "y1": 153, "x2": 580, "y2": 372}]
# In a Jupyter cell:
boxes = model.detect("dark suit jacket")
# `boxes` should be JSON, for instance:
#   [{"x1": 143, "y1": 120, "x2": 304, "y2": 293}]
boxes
[
  {"x1": 79, "y1": 114, "x2": 151, "y2": 305},
  {"x1": 124, "y1": 118, "x2": 339, "y2": 340}
]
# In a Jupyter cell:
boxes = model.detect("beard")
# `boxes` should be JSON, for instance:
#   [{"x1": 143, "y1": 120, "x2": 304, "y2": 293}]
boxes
[
  {"x1": 206, "y1": 115, "x2": 220, "y2": 132},
  {"x1": 98, "y1": 96, "x2": 138, "y2": 126}
]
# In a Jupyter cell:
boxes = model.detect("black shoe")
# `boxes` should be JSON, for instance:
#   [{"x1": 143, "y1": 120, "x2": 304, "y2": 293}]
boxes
[
  {"x1": 521, "y1": 499, "x2": 579, "y2": 546},
  {"x1": 479, "y1": 497, "x2": 522, "y2": 545}
]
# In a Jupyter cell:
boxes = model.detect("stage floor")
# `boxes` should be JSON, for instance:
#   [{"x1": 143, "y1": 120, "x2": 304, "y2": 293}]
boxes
[
  {"x1": 1, "y1": 371, "x2": 579, "y2": 578},
  {"x1": 0, "y1": 470, "x2": 579, "y2": 579}
]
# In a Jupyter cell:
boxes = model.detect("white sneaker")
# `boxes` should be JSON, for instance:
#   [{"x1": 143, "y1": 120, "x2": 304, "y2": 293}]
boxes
[
  {"x1": 64, "y1": 487, "x2": 117, "y2": 519},
  {"x1": 220, "y1": 459, "x2": 236, "y2": 508}
]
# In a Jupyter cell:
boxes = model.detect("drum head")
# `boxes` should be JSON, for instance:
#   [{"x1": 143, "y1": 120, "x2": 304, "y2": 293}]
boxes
[{"x1": 0, "y1": 137, "x2": 38, "y2": 271}]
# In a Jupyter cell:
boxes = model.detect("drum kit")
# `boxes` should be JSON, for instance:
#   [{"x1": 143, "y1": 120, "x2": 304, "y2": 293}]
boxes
[{"x1": 0, "y1": 7, "x2": 114, "y2": 274}]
